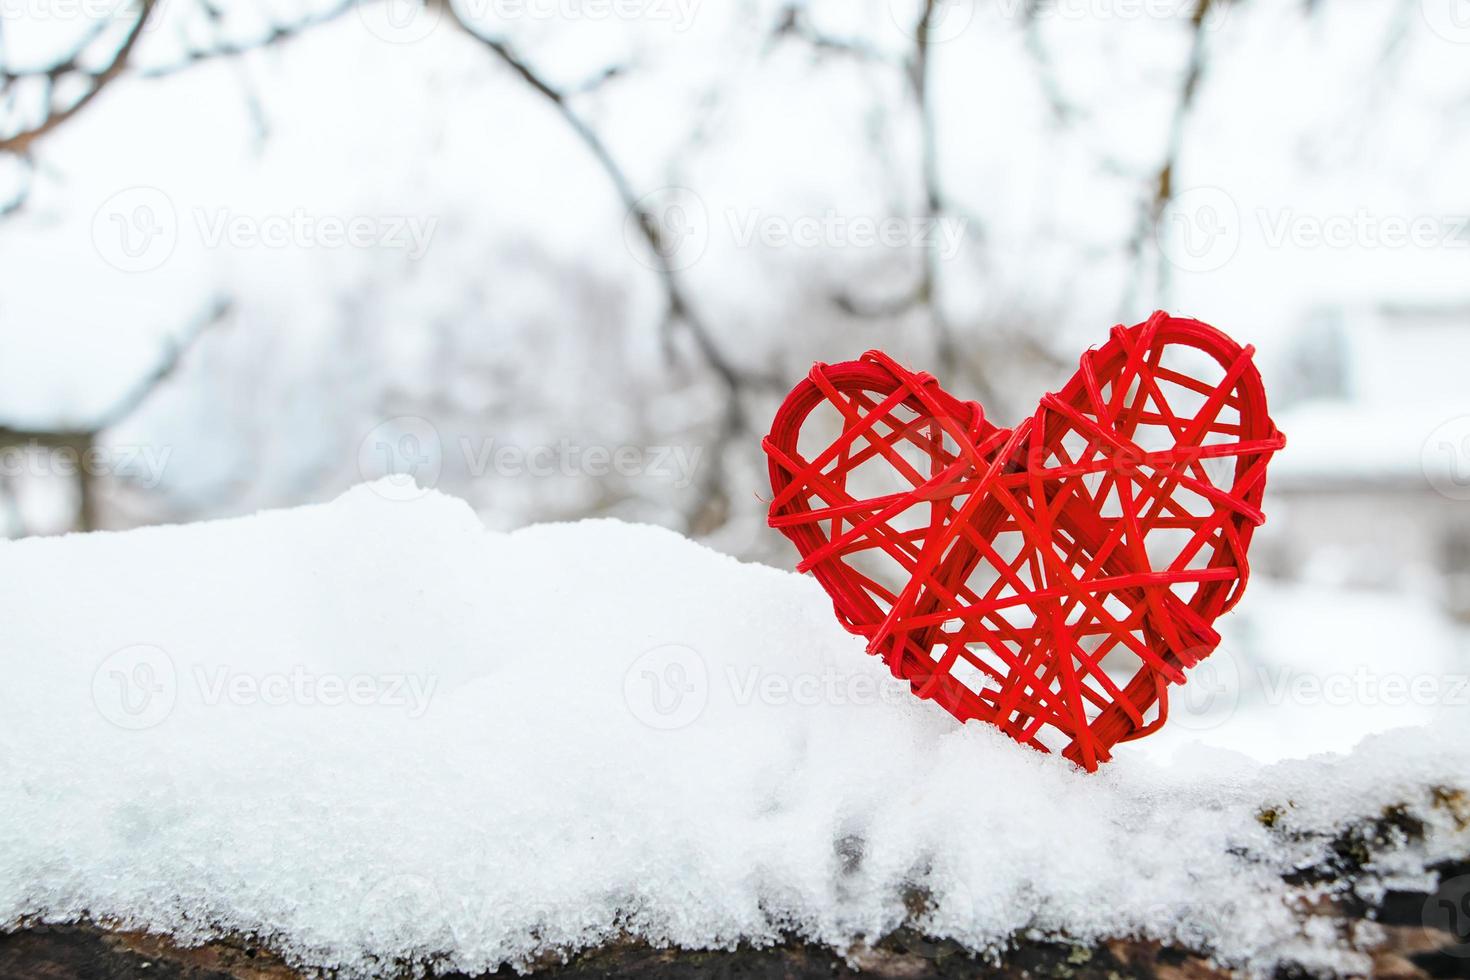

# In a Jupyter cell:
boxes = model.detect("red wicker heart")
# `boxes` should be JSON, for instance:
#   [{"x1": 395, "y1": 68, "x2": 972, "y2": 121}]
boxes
[{"x1": 763, "y1": 312, "x2": 1285, "y2": 770}]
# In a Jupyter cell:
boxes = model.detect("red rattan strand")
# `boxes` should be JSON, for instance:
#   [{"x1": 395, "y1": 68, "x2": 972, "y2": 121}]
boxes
[{"x1": 762, "y1": 312, "x2": 1285, "y2": 771}]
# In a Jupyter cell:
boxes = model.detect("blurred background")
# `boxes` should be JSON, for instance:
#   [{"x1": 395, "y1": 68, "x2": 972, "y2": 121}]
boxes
[{"x1": 1, "y1": 0, "x2": 1467, "y2": 761}]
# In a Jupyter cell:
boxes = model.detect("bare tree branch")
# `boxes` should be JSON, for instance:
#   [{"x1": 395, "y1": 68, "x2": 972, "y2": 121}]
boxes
[
  {"x1": 136, "y1": 1, "x2": 357, "y2": 79},
  {"x1": 443, "y1": 4, "x2": 755, "y2": 400},
  {"x1": 0, "y1": 297, "x2": 228, "y2": 533},
  {"x1": 94, "y1": 297, "x2": 232, "y2": 430},
  {"x1": 0, "y1": 297, "x2": 229, "y2": 443},
  {"x1": 1021, "y1": 4, "x2": 1082, "y2": 126},
  {"x1": 766, "y1": 4, "x2": 894, "y2": 64},
  {"x1": 0, "y1": 0, "x2": 157, "y2": 155},
  {"x1": 1122, "y1": 0, "x2": 1215, "y2": 311},
  {"x1": 774, "y1": 0, "x2": 1009, "y2": 408}
]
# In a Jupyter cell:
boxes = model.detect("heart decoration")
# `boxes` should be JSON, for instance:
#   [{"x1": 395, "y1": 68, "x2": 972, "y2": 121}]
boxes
[{"x1": 763, "y1": 312, "x2": 1285, "y2": 770}]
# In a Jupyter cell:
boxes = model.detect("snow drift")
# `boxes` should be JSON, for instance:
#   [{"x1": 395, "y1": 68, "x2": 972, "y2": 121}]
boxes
[{"x1": 0, "y1": 482, "x2": 1466, "y2": 976}]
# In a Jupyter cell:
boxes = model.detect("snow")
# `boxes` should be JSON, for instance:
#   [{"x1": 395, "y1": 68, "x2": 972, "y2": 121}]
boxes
[
  {"x1": 1270, "y1": 399, "x2": 1461, "y2": 484},
  {"x1": 1, "y1": 483, "x2": 1467, "y2": 976}
]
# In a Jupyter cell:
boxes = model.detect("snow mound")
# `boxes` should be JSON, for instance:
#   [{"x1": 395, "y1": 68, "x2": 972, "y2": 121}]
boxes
[{"x1": 0, "y1": 482, "x2": 1465, "y2": 976}]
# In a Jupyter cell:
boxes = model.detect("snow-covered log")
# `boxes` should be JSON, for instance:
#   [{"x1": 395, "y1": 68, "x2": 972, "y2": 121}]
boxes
[{"x1": 2, "y1": 485, "x2": 1468, "y2": 978}]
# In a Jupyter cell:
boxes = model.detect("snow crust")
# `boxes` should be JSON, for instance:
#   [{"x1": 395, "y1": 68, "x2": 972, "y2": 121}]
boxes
[{"x1": 1, "y1": 483, "x2": 1466, "y2": 975}]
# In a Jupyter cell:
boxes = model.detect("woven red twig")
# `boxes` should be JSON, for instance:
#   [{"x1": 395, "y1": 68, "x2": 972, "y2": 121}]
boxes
[{"x1": 763, "y1": 312, "x2": 1285, "y2": 770}]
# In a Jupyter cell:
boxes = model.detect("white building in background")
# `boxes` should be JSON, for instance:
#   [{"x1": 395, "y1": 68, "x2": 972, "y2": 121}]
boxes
[{"x1": 1259, "y1": 303, "x2": 1470, "y2": 619}]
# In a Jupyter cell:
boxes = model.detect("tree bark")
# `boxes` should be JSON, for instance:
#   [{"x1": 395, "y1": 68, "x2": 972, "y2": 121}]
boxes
[{"x1": 4, "y1": 825, "x2": 1467, "y2": 979}]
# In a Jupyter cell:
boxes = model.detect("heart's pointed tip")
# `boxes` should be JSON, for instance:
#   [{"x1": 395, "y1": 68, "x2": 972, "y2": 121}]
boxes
[{"x1": 1060, "y1": 741, "x2": 1103, "y2": 774}]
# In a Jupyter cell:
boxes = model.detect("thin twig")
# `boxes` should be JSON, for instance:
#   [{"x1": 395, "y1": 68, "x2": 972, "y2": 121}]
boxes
[
  {"x1": 1122, "y1": 0, "x2": 1214, "y2": 311},
  {"x1": 0, "y1": 0, "x2": 157, "y2": 155},
  {"x1": 444, "y1": 6, "x2": 751, "y2": 397}
]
